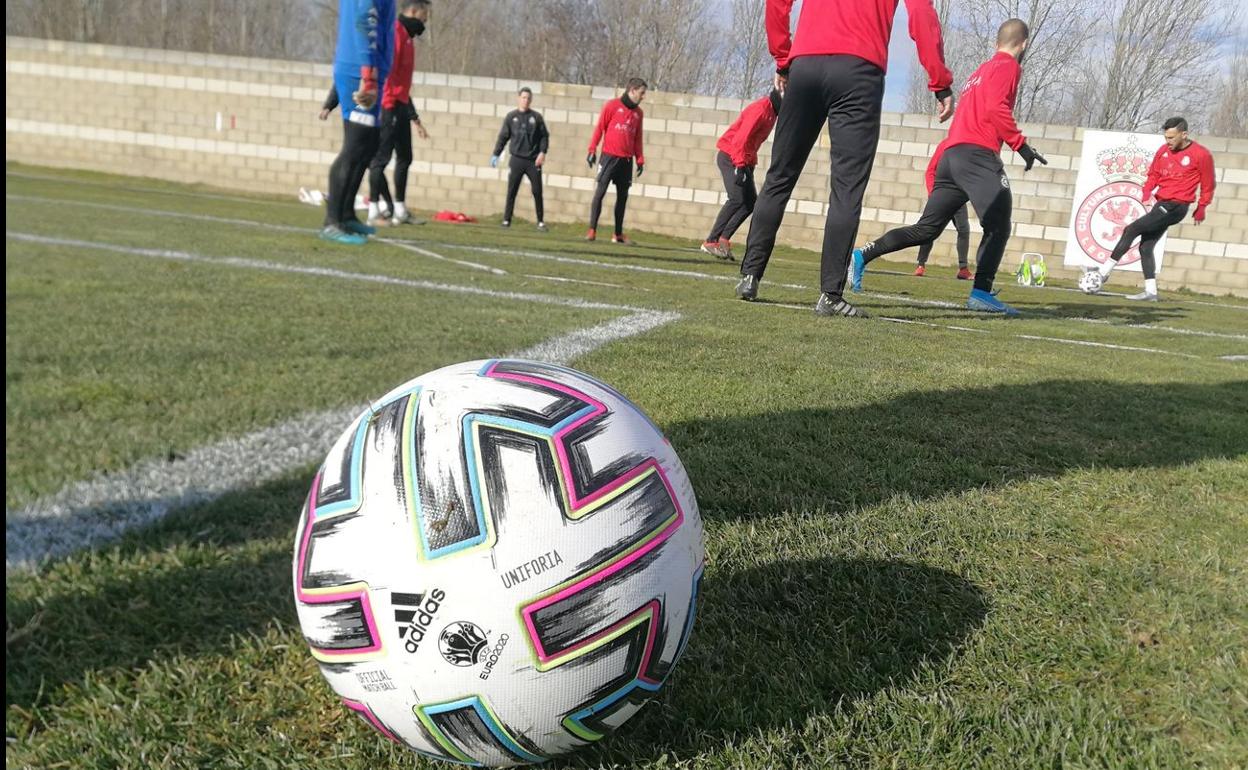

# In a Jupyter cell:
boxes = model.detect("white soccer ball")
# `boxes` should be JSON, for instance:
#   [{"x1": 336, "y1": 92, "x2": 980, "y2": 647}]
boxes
[
  {"x1": 1078, "y1": 269, "x2": 1104, "y2": 294},
  {"x1": 293, "y1": 360, "x2": 704, "y2": 766}
]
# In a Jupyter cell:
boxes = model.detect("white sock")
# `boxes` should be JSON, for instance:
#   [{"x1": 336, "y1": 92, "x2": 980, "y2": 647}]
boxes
[
  {"x1": 1099, "y1": 260, "x2": 1115, "y2": 278},
  {"x1": 394, "y1": 202, "x2": 407, "y2": 218},
  {"x1": 1144, "y1": 278, "x2": 1157, "y2": 295},
  {"x1": 368, "y1": 202, "x2": 380, "y2": 220}
]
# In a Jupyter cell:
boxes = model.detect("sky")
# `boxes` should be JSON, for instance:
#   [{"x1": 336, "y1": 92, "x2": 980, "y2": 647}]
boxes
[{"x1": 883, "y1": 1, "x2": 916, "y2": 111}]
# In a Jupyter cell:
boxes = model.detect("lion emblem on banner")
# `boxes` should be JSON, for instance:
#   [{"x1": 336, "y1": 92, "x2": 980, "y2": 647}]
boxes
[{"x1": 1072, "y1": 137, "x2": 1152, "y2": 265}]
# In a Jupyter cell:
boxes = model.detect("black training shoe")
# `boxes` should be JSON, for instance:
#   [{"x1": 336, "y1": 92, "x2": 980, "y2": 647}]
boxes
[
  {"x1": 814, "y1": 293, "x2": 869, "y2": 318},
  {"x1": 735, "y1": 274, "x2": 759, "y2": 301}
]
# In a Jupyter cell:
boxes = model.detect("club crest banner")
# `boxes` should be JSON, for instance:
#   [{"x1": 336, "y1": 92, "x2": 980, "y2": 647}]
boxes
[{"x1": 1064, "y1": 130, "x2": 1166, "y2": 273}]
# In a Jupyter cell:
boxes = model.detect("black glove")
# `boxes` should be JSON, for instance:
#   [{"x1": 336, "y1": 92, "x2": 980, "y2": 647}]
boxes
[
  {"x1": 636, "y1": 163, "x2": 644, "y2": 177},
  {"x1": 1018, "y1": 143, "x2": 1048, "y2": 172},
  {"x1": 733, "y1": 166, "x2": 750, "y2": 186},
  {"x1": 587, "y1": 153, "x2": 596, "y2": 168}
]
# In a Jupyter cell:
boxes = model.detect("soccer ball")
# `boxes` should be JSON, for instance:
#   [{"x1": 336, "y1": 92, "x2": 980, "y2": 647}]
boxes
[
  {"x1": 293, "y1": 360, "x2": 704, "y2": 766},
  {"x1": 1078, "y1": 269, "x2": 1104, "y2": 294}
]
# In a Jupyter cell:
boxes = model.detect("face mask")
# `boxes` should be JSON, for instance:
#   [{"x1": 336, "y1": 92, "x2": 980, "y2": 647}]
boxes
[{"x1": 401, "y1": 17, "x2": 425, "y2": 37}]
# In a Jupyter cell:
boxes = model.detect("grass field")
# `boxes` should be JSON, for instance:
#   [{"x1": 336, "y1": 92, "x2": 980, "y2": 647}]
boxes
[{"x1": 6, "y1": 162, "x2": 1247, "y2": 769}]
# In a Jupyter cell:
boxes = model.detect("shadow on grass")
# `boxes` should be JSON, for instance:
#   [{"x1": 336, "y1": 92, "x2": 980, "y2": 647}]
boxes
[
  {"x1": 7, "y1": 378, "x2": 1244, "y2": 760},
  {"x1": 5, "y1": 473, "x2": 309, "y2": 713},
  {"x1": 565, "y1": 557, "x2": 987, "y2": 766},
  {"x1": 669, "y1": 379, "x2": 1248, "y2": 521}
]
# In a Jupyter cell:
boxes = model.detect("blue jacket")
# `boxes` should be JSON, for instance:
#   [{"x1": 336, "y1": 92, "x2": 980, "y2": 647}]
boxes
[{"x1": 334, "y1": 0, "x2": 395, "y2": 83}]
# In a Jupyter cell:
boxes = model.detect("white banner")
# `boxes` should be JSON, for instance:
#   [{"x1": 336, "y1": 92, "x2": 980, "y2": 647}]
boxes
[{"x1": 1064, "y1": 130, "x2": 1166, "y2": 273}]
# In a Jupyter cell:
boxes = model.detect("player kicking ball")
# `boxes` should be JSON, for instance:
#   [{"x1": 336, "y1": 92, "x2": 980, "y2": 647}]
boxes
[{"x1": 1079, "y1": 116, "x2": 1215, "y2": 301}]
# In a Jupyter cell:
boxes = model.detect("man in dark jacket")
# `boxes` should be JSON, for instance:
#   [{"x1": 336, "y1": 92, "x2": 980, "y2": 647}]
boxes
[{"x1": 491, "y1": 87, "x2": 550, "y2": 231}]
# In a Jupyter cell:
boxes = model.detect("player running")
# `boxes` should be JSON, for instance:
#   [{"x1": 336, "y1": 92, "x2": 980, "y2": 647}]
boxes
[{"x1": 850, "y1": 19, "x2": 1047, "y2": 315}]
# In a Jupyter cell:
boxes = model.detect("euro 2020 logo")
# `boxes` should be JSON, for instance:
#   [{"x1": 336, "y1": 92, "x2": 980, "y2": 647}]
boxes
[{"x1": 438, "y1": 621, "x2": 489, "y2": 667}]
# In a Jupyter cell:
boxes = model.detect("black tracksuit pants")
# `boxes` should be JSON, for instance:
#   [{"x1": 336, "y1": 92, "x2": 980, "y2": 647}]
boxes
[
  {"x1": 707, "y1": 151, "x2": 758, "y2": 242},
  {"x1": 740, "y1": 54, "x2": 886, "y2": 297},
  {"x1": 862, "y1": 144, "x2": 1012, "y2": 293},
  {"x1": 589, "y1": 154, "x2": 632, "y2": 235},
  {"x1": 326, "y1": 120, "x2": 380, "y2": 227},
  {"x1": 369, "y1": 106, "x2": 413, "y2": 210},
  {"x1": 916, "y1": 204, "x2": 970, "y2": 267},
  {"x1": 1106, "y1": 200, "x2": 1189, "y2": 279},
  {"x1": 504, "y1": 157, "x2": 544, "y2": 223}
]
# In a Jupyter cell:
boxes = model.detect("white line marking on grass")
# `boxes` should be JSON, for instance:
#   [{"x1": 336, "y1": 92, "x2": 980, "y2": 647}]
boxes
[
  {"x1": 7, "y1": 193, "x2": 308, "y2": 234},
  {"x1": 512, "y1": 310, "x2": 679, "y2": 365},
  {"x1": 878, "y1": 316, "x2": 991, "y2": 333},
  {"x1": 5, "y1": 171, "x2": 308, "y2": 209},
  {"x1": 428, "y1": 241, "x2": 814, "y2": 291},
  {"x1": 13, "y1": 191, "x2": 1248, "y2": 314},
  {"x1": 863, "y1": 291, "x2": 961, "y2": 308},
  {"x1": 5, "y1": 246, "x2": 680, "y2": 570},
  {"x1": 1066, "y1": 317, "x2": 1248, "y2": 341},
  {"x1": 378, "y1": 237, "x2": 505, "y2": 275},
  {"x1": 1185, "y1": 300, "x2": 1248, "y2": 311},
  {"x1": 1219, "y1": 355, "x2": 1248, "y2": 361},
  {"x1": 5, "y1": 232, "x2": 643, "y2": 313},
  {"x1": 764, "y1": 299, "x2": 1204, "y2": 352},
  {"x1": 6, "y1": 194, "x2": 495, "y2": 275},
  {"x1": 1014, "y1": 334, "x2": 1199, "y2": 358},
  {"x1": 524, "y1": 274, "x2": 635, "y2": 290},
  {"x1": 764, "y1": 301, "x2": 990, "y2": 332}
]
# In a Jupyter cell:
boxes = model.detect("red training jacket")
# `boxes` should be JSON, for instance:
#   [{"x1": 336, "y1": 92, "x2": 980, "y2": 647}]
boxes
[
  {"x1": 1143, "y1": 142, "x2": 1215, "y2": 207},
  {"x1": 716, "y1": 96, "x2": 779, "y2": 168},
  {"x1": 925, "y1": 52, "x2": 1025, "y2": 192},
  {"x1": 382, "y1": 20, "x2": 414, "y2": 110},
  {"x1": 588, "y1": 98, "x2": 644, "y2": 164},
  {"x1": 766, "y1": 0, "x2": 952, "y2": 94}
]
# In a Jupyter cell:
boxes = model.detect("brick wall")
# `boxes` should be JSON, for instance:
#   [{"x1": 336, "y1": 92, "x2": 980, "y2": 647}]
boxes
[{"x1": 7, "y1": 36, "x2": 1248, "y2": 295}]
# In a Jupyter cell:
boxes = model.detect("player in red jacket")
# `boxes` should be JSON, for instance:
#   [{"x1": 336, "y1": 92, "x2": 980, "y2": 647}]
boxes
[
  {"x1": 1090, "y1": 116, "x2": 1216, "y2": 301},
  {"x1": 367, "y1": 0, "x2": 430, "y2": 226},
  {"x1": 736, "y1": 0, "x2": 954, "y2": 317},
  {"x1": 850, "y1": 19, "x2": 1046, "y2": 315},
  {"x1": 701, "y1": 89, "x2": 782, "y2": 261},
  {"x1": 586, "y1": 78, "x2": 647, "y2": 244}
]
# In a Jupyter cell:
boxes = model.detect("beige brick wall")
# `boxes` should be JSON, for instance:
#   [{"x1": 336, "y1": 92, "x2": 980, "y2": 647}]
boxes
[{"x1": 6, "y1": 36, "x2": 1247, "y2": 296}]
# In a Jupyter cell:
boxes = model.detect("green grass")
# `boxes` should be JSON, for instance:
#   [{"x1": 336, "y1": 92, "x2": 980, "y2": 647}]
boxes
[{"x1": 6, "y1": 163, "x2": 1248, "y2": 769}]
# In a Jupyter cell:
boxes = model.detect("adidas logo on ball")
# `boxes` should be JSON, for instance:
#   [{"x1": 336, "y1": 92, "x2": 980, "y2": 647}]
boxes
[{"x1": 392, "y1": 589, "x2": 446, "y2": 654}]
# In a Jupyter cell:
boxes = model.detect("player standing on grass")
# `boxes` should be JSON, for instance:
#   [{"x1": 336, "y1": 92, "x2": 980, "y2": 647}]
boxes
[
  {"x1": 734, "y1": 0, "x2": 954, "y2": 317},
  {"x1": 700, "y1": 88, "x2": 782, "y2": 261},
  {"x1": 586, "y1": 78, "x2": 646, "y2": 244},
  {"x1": 491, "y1": 87, "x2": 550, "y2": 231},
  {"x1": 850, "y1": 19, "x2": 1046, "y2": 315},
  {"x1": 1087, "y1": 117, "x2": 1215, "y2": 301},
  {"x1": 320, "y1": 0, "x2": 395, "y2": 245},
  {"x1": 367, "y1": 0, "x2": 431, "y2": 227}
]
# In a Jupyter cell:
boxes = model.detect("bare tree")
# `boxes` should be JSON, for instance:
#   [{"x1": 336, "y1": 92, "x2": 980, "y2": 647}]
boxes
[
  {"x1": 1207, "y1": 38, "x2": 1248, "y2": 138},
  {"x1": 727, "y1": 0, "x2": 770, "y2": 99},
  {"x1": 1087, "y1": 0, "x2": 1228, "y2": 130},
  {"x1": 940, "y1": 0, "x2": 1098, "y2": 123},
  {"x1": 904, "y1": 0, "x2": 962, "y2": 114}
]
